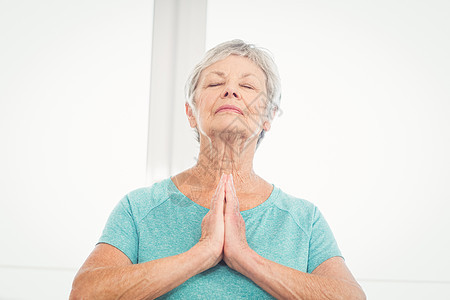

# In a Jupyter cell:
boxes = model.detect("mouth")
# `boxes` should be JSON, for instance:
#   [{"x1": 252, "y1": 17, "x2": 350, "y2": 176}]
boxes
[{"x1": 215, "y1": 105, "x2": 244, "y2": 115}]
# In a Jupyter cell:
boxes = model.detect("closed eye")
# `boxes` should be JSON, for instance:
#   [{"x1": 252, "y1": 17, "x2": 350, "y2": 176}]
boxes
[
  {"x1": 240, "y1": 84, "x2": 255, "y2": 90},
  {"x1": 208, "y1": 82, "x2": 224, "y2": 87}
]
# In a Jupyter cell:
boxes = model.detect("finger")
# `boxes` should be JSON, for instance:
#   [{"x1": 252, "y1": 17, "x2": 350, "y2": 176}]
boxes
[
  {"x1": 229, "y1": 174, "x2": 240, "y2": 213},
  {"x1": 211, "y1": 173, "x2": 225, "y2": 210},
  {"x1": 210, "y1": 173, "x2": 226, "y2": 211},
  {"x1": 229, "y1": 174, "x2": 238, "y2": 201},
  {"x1": 215, "y1": 178, "x2": 226, "y2": 215},
  {"x1": 225, "y1": 174, "x2": 239, "y2": 214}
]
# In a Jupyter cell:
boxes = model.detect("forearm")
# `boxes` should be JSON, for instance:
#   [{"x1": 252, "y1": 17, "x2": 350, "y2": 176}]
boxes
[
  {"x1": 235, "y1": 249, "x2": 365, "y2": 300},
  {"x1": 70, "y1": 243, "x2": 212, "y2": 300}
]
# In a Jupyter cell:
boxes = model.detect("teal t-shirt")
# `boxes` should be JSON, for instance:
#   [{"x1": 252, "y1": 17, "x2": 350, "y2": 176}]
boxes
[{"x1": 98, "y1": 178, "x2": 343, "y2": 299}]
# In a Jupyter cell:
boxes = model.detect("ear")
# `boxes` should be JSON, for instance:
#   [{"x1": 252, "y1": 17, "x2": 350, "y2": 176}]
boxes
[
  {"x1": 185, "y1": 102, "x2": 197, "y2": 128},
  {"x1": 262, "y1": 106, "x2": 277, "y2": 132}
]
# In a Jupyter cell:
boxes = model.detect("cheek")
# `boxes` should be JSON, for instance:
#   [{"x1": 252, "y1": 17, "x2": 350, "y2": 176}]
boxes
[
  {"x1": 196, "y1": 92, "x2": 216, "y2": 111},
  {"x1": 247, "y1": 98, "x2": 269, "y2": 119},
  {"x1": 193, "y1": 99, "x2": 212, "y2": 123}
]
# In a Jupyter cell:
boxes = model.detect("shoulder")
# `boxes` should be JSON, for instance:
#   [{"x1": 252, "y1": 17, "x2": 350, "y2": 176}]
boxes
[
  {"x1": 273, "y1": 187, "x2": 317, "y2": 216},
  {"x1": 120, "y1": 178, "x2": 173, "y2": 222},
  {"x1": 272, "y1": 187, "x2": 320, "y2": 232}
]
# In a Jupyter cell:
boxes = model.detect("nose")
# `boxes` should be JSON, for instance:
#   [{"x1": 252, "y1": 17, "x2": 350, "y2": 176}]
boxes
[{"x1": 221, "y1": 84, "x2": 241, "y2": 100}]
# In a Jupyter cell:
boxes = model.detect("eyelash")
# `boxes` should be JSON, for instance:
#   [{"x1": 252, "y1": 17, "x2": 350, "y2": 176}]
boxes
[
  {"x1": 207, "y1": 83, "x2": 255, "y2": 90},
  {"x1": 208, "y1": 83, "x2": 224, "y2": 87}
]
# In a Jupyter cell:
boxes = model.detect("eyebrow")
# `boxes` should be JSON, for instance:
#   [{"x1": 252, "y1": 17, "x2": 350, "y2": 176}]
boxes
[
  {"x1": 206, "y1": 71, "x2": 226, "y2": 77},
  {"x1": 205, "y1": 71, "x2": 258, "y2": 79},
  {"x1": 241, "y1": 73, "x2": 258, "y2": 79}
]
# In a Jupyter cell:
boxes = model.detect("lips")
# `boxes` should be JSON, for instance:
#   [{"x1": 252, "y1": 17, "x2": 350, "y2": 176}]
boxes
[{"x1": 215, "y1": 105, "x2": 244, "y2": 115}]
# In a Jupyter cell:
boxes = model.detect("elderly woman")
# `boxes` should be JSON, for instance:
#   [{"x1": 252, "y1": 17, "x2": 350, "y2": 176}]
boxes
[{"x1": 70, "y1": 40, "x2": 366, "y2": 299}]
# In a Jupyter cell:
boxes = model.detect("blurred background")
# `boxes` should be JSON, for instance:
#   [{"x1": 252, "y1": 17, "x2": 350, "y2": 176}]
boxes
[{"x1": 0, "y1": 0, "x2": 449, "y2": 299}]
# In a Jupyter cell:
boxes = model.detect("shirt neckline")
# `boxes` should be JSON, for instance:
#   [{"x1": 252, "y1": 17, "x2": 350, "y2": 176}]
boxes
[{"x1": 167, "y1": 177, "x2": 279, "y2": 215}]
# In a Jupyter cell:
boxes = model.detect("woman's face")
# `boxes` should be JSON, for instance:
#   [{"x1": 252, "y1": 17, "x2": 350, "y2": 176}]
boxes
[{"x1": 189, "y1": 55, "x2": 269, "y2": 144}]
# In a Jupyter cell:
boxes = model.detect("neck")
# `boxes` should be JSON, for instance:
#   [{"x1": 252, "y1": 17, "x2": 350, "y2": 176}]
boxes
[{"x1": 191, "y1": 131, "x2": 259, "y2": 192}]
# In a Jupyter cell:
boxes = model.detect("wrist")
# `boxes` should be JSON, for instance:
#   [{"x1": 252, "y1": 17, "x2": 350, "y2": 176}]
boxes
[
  {"x1": 231, "y1": 247, "x2": 260, "y2": 277},
  {"x1": 189, "y1": 242, "x2": 218, "y2": 272}
]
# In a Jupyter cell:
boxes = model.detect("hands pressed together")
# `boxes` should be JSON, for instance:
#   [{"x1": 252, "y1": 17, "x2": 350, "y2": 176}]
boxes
[{"x1": 198, "y1": 173, "x2": 251, "y2": 271}]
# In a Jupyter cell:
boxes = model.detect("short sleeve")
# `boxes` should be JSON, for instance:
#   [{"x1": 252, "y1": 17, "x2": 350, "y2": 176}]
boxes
[
  {"x1": 307, "y1": 207, "x2": 343, "y2": 273},
  {"x1": 97, "y1": 194, "x2": 139, "y2": 264}
]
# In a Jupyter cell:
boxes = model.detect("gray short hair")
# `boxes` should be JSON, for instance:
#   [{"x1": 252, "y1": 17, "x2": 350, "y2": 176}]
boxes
[{"x1": 185, "y1": 39, "x2": 281, "y2": 149}]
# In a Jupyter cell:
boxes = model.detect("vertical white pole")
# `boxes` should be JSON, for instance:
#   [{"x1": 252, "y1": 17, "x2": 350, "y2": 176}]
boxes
[{"x1": 146, "y1": 0, "x2": 207, "y2": 185}]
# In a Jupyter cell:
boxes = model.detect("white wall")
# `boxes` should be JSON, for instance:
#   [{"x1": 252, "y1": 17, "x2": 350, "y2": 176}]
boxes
[
  {"x1": 204, "y1": 0, "x2": 450, "y2": 299},
  {"x1": 0, "y1": 1, "x2": 153, "y2": 298},
  {"x1": 2, "y1": 0, "x2": 449, "y2": 299}
]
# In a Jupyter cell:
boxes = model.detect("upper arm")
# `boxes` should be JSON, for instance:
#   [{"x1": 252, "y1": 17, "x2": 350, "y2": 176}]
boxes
[
  {"x1": 311, "y1": 257, "x2": 366, "y2": 299},
  {"x1": 77, "y1": 243, "x2": 132, "y2": 274},
  {"x1": 70, "y1": 242, "x2": 134, "y2": 299},
  {"x1": 311, "y1": 256, "x2": 359, "y2": 286},
  {"x1": 307, "y1": 207, "x2": 343, "y2": 273},
  {"x1": 97, "y1": 194, "x2": 139, "y2": 264},
  {"x1": 76, "y1": 194, "x2": 138, "y2": 276}
]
